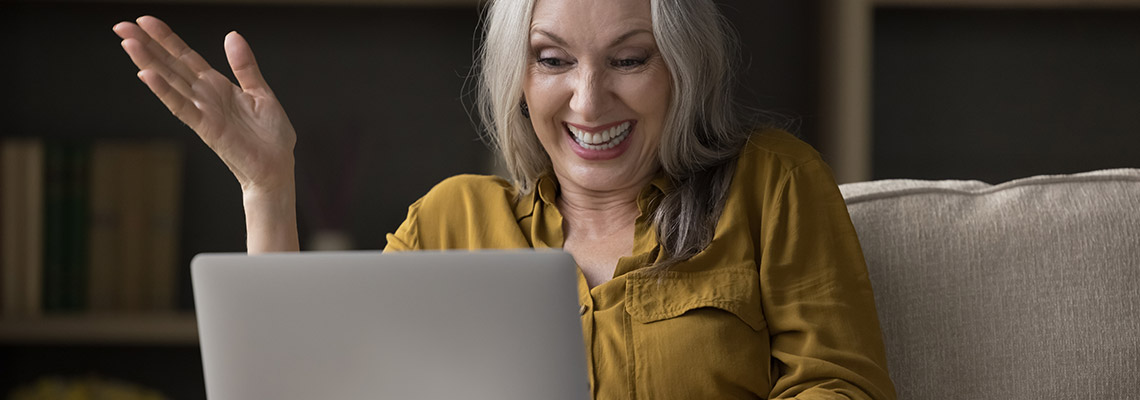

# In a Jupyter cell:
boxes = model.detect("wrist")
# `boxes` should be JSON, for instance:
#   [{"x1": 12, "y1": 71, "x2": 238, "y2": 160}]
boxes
[
  {"x1": 239, "y1": 154, "x2": 296, "y2": 195},
  {"x1": 242, "y1": 180, "x2": 299, "y2": 254},
  {"x1": 242, "y1": 180, "x2": 296, "y2": 206}
]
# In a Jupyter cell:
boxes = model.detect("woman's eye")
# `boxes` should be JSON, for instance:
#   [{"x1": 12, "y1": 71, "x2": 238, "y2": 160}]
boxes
[
  {"x1": 613, "y1": 58, "x2": 647, "y2": 68},
  {"x1": 538, "y1": 58, "x2": 568, "y2": 68}
]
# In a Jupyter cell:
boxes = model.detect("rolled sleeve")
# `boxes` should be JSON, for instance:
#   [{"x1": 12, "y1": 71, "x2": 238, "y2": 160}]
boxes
[{"x1": 383, "y1": 197, "x2": 422, "y2": 252}]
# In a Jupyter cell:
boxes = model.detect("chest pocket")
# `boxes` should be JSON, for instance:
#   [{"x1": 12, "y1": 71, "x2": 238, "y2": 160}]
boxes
[
  {"x1": 623, "y1": 267, "x2": 770, "y2": 399},
  {"x1": 626, "y1": 267, "x2": 766, "y2": 330}
]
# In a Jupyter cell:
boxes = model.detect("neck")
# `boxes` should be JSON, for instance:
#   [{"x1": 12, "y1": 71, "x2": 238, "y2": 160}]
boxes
[{"x1": 555, "y1": 173, "x2": 653, "y2": 240}]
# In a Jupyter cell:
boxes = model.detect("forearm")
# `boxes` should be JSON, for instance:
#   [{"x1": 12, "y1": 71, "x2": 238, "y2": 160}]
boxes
[{"x1": 243, "y1": 183, "x2": 300, "y2": 253}]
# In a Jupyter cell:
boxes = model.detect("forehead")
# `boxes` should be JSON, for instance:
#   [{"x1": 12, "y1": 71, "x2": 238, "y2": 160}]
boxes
[{"x1": 530, "y1": 0, "x2": 653, "y2": 40}]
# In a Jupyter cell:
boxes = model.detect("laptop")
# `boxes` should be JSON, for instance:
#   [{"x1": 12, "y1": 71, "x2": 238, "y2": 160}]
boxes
[{"x1": 191, "y1": 250, "x2": 589, "y2": 400}]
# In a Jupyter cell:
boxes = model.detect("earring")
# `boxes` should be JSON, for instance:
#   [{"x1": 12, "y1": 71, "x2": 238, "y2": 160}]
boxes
[{"x1": 520, "y1": 101, "x2": 530, "y2": 119}]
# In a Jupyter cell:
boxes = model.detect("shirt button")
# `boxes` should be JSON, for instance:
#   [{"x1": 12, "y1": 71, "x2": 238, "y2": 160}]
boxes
[{"x1": 579, "y1": 304, "x2": 588, "y2": 315}]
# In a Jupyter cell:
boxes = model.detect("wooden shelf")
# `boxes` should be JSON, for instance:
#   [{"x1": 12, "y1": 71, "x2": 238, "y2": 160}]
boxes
[{"x1": 0, "y1": 314, "x2": 198, "y2": 345}]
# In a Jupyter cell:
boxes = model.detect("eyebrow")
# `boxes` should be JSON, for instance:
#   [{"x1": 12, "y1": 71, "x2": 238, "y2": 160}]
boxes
[{"x1": 533, "y1": 28, "x2": 653, "y2": 49}]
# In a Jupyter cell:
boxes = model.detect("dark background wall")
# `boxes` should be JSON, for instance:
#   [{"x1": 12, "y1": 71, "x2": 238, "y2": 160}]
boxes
[
  {"x1": 872, "y1": 8, "x2": 1140, "y2": 183},
  {"x1": 0, "y1": 2, "x2": 819, "y2": 399}
]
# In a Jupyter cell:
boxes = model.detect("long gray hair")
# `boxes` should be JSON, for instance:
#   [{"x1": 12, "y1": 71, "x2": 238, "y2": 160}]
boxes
[{"x1": 476, "y1": 0, "x2": 756, "y2": 269}]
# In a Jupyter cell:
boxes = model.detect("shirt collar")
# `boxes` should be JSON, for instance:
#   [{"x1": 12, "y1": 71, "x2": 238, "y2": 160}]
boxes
[
  {"x1": 647, "y1": 173, "x2": 672, "y2": 195},
  {"x1": 535, "y1": 173, "x2": 560, "y2": 206},
  {"x1": 637, "y1": 173, "x2": 672, "y2": 215},
  {"x1": 512, "y1": 173, "x2": 557, "y2": 220}
]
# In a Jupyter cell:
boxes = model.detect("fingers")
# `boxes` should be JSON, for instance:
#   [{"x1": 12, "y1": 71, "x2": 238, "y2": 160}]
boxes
[
  {"x1": 137, "y1": 69, "x2": 203, "y2": 128},
  {"x1": 119, "y1": 38, "x2": 196, "y2": 99},
  {"x1": 224, "y1": 31, "x2": 272, "y2": 93},
  {"x1": 134, "y1": 15, "x2": 213, "y2": 75},
  {"x1": 113, "y1": 21, "x2": 199, "y2": 87}
]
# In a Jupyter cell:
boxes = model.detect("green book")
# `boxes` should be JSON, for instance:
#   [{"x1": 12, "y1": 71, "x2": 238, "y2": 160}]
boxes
[
  {"x1": 65, "y1": 142, "x2": 91, "y2": 312},
  {"x1": 42, "y1": 141, "x2": 67, "y2": 313}
]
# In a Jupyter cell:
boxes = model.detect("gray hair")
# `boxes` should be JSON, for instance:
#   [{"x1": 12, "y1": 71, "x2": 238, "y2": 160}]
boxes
[{"x1": 476, "y1": 0, "x2": 755, "y2": 269}]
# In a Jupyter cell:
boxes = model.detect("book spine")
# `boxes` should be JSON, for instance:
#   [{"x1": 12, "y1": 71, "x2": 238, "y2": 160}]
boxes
[
  {"x1": 145, "y1": 142, "x2": 183, "y2": 311},
  {"x1": 23, "y1": 140, "x2": 45, "y2": 317},
  {"x1": 1, "y1": 139, "x2": 26, "y2": 317},
  {"x1": 42, "y1": 142, "x2": 67, "y2": 313},
  {"x1": 66, "y1": 142, "x2": 91, "y2": 312},
  {"x1": 87, "y1": 143, "x2": 121, "y2": 313},
  {"x1": 118, "y1": 144, "x2": 146, "y2": 313},
  {"x1": 0, "y1": 143, "x2": 4, "y2": 315}
]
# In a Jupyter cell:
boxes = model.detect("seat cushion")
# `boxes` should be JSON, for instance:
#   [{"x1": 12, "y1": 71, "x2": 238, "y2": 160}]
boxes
[{"x1": 840, "y1": 169, "x2": 1140, "y2": 399}]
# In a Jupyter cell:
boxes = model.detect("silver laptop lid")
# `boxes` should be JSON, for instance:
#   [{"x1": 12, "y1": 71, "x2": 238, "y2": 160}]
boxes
[{"x1": 191, "y1": 250, "x2": 588, "y2": 400}]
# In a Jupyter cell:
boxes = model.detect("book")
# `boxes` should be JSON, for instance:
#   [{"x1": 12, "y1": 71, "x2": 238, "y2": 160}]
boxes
[
  {"x1": 64, "y1": 143, "x2": 91, "y2": 311},
  {"x1": 86, "y1": 143, "x2": 121, "y2": 313},
  {"x1": 1, "y1": 138, "x2": 183, "y2": 316},
  {"x1": 117, "y1": 144, "x2": 146, "y2": 312},
  {"x1": 143, "y1": 142, "x2": 182, "y2": 311},
  {"x1": 86, "y1": 141, "x2": 183, "y2": 313},
  {"x1": 1, "y1": 139, "x2": 26, "y2": 317},
  {"x1": 0, "y1": 139, "x2": 45, "y2": 318},
  {"x1": 23, "y1": 140, "x2": 45, "y2": 317},
  {"x1": 42, "y1": 142, "x2": 67, "y2": 312}
]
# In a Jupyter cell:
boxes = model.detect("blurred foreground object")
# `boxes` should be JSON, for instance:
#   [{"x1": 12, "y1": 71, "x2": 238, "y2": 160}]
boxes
[{"x1": 7, "y1": 376, "x2": 168, "y2": 400}]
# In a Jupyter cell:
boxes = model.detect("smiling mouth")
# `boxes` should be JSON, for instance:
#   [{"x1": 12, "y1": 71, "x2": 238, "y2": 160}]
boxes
[{"x1": 566, "y1": 121, "x2": 633, "y2": 151}]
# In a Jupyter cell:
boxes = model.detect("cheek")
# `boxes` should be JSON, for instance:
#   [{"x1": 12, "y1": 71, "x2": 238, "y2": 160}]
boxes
[
  {"x1": 525, "y1": 74, "x2": 573, "y2": 140},
  {"x1": 620, "y1": 73, "x2": 672, "y2": 123},
  {"x1": 525, "y1": 72, "x2": 568, "y2": 110},
  {"x1": 646, "y1": 72, "x2": 673, "y2": 114}
]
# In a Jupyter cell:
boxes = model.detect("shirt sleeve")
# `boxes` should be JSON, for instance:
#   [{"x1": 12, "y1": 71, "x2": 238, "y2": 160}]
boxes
[
  {"x1": 381, "y1": 174, "x2": 527, "y2": 252},
  {"x1": 759, "y1": 159, "x2": 897, "y2": 400},
  {"x1": 383, "y1": 197, "x2": 423, "y2": 252}
]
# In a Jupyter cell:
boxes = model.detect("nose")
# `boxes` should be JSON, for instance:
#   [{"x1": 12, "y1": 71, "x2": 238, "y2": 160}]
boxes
[{"x1": 569, "y1": 66, "x2": 610, "y2": 123}]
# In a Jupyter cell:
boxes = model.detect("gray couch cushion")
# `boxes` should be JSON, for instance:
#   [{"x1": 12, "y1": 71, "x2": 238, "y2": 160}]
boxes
[{"x1": 840, "y1": 169, "x2": 1140, "y2": 399}]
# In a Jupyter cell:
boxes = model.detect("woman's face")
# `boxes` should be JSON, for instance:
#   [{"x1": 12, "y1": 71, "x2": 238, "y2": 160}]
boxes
[{"x1": 524, "y1": 0, "x2": 671, "y2": 194}]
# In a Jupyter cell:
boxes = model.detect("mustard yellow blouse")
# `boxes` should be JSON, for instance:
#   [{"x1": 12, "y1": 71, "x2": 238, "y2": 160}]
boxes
[{"x1": 384, "y1": 129, "x2": 896, "y2": 399}]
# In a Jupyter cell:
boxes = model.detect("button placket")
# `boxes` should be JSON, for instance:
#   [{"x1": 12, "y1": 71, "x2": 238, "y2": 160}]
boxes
[{"x1": 575, "y1": 267, "x2": 597, "y2": 397}]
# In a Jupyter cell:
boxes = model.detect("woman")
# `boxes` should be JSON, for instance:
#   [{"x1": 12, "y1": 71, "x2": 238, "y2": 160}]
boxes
[{"x1": 114, "y1": 0, "x2": 896, "y2": 398}]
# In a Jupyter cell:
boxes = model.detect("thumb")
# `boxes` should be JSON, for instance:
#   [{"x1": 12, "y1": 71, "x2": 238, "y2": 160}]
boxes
[{"x1": 224, "y1": 31, "x2": 270, "y2": 92}]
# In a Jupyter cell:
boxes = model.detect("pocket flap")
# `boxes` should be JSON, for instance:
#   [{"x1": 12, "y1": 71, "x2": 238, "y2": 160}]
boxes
[{"x1": 625, "y1": 267, "x2": 766, "y2": 331}]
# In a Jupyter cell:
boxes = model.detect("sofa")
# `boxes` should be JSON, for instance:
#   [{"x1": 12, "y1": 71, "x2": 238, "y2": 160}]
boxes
[{"x1": 839, "y1": 168, "x2": 1140, "y2": 399}]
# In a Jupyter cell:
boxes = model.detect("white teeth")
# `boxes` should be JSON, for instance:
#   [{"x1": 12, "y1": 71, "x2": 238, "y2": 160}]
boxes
[{"x1": 567, "y1": 122, "x2": 632, "y2": 150}]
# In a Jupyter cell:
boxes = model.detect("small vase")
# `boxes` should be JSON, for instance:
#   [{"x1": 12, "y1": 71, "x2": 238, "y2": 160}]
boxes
[{"x1": 308, "y1": 229, "x2": 354, "y2": 251}]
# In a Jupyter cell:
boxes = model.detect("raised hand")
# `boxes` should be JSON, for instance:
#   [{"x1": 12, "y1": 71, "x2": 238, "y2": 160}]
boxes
[
  {"x1": 114, "y1": 16, "x2": 300, "y2": 252},
  {"x1": 113, "y1": 16, "x2": 297, "y2": 194}
]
